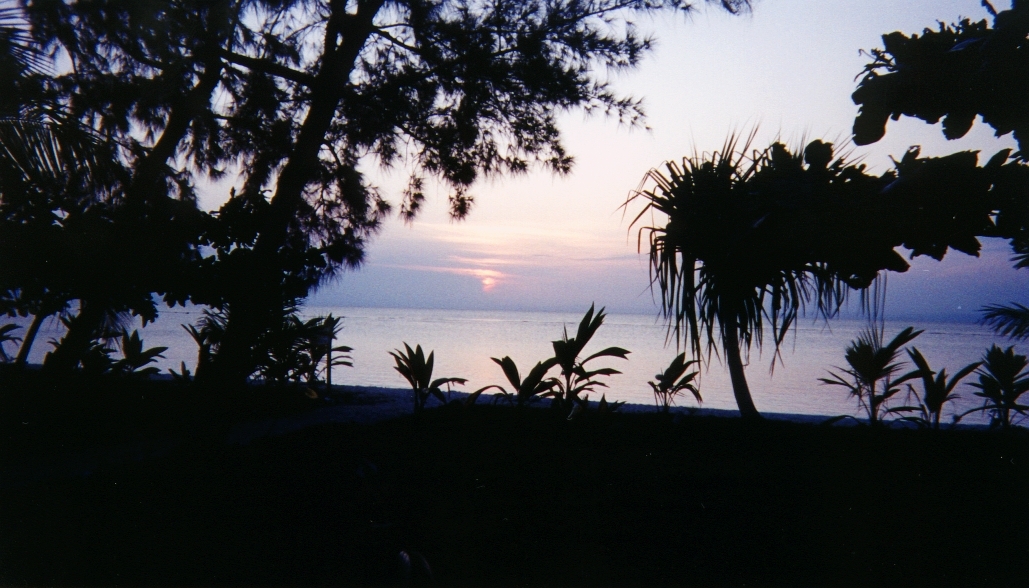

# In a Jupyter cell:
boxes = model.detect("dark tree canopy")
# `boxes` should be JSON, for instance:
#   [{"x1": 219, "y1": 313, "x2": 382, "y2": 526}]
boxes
[
  {"x1": 628, "y1": 132, "x2": 1029, "y2": 418},
  {"x1": 2, "y1": 0, "x2": 752, "y2": 381},
  {"x1": 851, "y1": 0, "x2": 1029, "y2": 341},
  {"x1": 853, "y1": 0, "x2": 1029, "y2": 157}
]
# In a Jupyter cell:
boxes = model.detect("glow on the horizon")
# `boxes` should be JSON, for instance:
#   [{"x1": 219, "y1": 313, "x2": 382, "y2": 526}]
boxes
[
  {"x1": 300, "y1": 0, "x2": 1028, "y2": 318},
  {"x1": 384, "y1": 263, "x2": 507, "y2": 291}
]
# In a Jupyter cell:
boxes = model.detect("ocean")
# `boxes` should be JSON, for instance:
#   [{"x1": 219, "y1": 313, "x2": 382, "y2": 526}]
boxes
[{"x1": 10, "y1": 305, "x2": 1028, "y2": 426}]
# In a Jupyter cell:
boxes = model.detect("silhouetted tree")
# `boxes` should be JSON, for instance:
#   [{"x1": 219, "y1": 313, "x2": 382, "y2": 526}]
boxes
[
  {"x1": 627, "y1": 132, "x2": 1025, "y2": 419},
  {"x1": 182, "y1": 0, "x2": 752, "y2": 386},
  {"x1": 628, "y1": 136, "x2": 904, "y2": 419},
  {"x1": 852, "y1": 0, "x2": 1029, "y2": 155},
  {"x1": 852, "y1": 0, "x2": 1029, "y2": 338},
  {"x1": 8, "y1": 0, "x2": 752, "y2": 383},
  {"x1": 0, "y1": 1, "x2": 127, "y2": 366},
  {"x1": 62, "y1": 1, "x2": 243, "y2": 371}
]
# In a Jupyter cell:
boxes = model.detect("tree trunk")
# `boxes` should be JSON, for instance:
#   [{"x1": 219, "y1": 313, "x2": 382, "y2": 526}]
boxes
[
  {"x1": 722, "y1": 324, "x2": 762, "y2": 421},
  {"x1": 42, "y1": 300, "x2": 105, "y2": 373},
  {"x1": 15, "y1": 310, "x2": 49, "y2": 366}
]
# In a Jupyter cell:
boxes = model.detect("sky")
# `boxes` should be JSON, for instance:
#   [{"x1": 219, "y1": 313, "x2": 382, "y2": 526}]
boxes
[{"x1": 260, "y1": 0, "x2": 1028, "y2": 322}]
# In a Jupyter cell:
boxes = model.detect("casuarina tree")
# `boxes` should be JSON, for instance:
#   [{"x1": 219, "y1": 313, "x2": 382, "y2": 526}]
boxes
[
  {"x1": 193, "y1": 0, "x2": 752, "y2": 387},
  {"x1": 8, "y1": 0, "x2": 753, "y2": 384}
]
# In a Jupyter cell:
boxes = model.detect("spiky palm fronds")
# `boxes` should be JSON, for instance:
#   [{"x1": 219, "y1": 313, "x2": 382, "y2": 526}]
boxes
[
  {"x1": 889, "y1": 347, "x2": 980, "y2": 429},
  {"x1": 389, "y1": 343, "x2": 467, "y2": 413},
  {"x1": 0, "y1": 1, "x2": 48, "y2": 84},
  {"x1": 820, "y1": 327, "x2": 922, "y2": 425},
  {"x1": 550, "y1": 304, "x2": 630, "y2": 410},
  {"x1": 625, "y1": 133, "x2": 899, "y2": 417},
  {"x1": 649, "y1": 352, "x2": 701, "y2": 413},
  {"x1": 964, "y1": 345, "x2": 1029, "y2": 429},
  {"x1": 981, "y1": 303, "x2": 1029, "y2": 340}
]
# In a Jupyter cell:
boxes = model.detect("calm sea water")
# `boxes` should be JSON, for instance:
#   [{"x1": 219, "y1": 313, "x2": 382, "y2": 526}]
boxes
[{"x1": 13, "y1": 306, "x2": 1027, "y2": 424}]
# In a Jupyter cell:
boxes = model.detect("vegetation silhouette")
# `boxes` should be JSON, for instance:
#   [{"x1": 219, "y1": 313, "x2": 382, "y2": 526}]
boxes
[
  {"x1": 0, "y1": 322, "x2": 20, "y2": 362},
  {"x1": 389, "y1": 343, "x2": 468, "y2": 414},
  {"x1": 852, "y1": 0, "x2": 1029, "y2": 339},
  {"x1": 629, "y1": 117, "x2": 1029, "y2": 420},
  {"x1": 0, "y1": 0, "x2": 754, "y2": 385},
  {"x1": 889, "y1": 347, "x2": 981, "y2": 430},
  {"x1": 852, "y1": 0, "x2": 1029, "y2": 154},
  {"x1": 649, "y1": 352, "x2": 702, "y2": 414},
  {"x1": 626, "y1": 134, "x2": 915, "y2": 420},
  {"x1": 820, "y1": 326, "x2": 922, "y2": 426},
  {"x1": 962, "y1": 344, "x2": 1029, "y2": 428},
  {"x1": 549, "y1": 304, "x2": 630, "y2": 416},
  {"x1": 483, "y1": 355, "x2": 560, "y2": 407}
]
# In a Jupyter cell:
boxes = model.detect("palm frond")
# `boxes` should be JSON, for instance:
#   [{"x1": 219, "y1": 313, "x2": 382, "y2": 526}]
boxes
[
  {"x1": 981, "y1": 303, "x2": 1029, "y2": 340},
  {"x1": 0, "y1": 2, "x2": 49, "y2": 77},
  {"x1": 625, "y1": 132, "x2": 894, "y2": 372}
]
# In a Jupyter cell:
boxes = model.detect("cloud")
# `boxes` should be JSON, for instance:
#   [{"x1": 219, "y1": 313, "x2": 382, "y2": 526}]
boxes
[{"x1": 379, "y1": 263, "x2": 509, "y2": 292}]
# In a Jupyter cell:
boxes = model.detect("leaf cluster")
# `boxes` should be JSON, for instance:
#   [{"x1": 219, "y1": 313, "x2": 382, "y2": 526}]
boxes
[
  {"x1": 486, "y1": 355, "x2": 560, "y2": 407},
  {"x1": 648, "y1": 351, "x2": 700, "y2": 413},
  {"x1": 964, "y1": 344, "x2": 1029, "y2": 428},
  {"x1": 61, "y1": 328, "x2": 168, "y2": 378},
  {"x1": 852, "y1": 2, "x2": 1029, "y2": 157},
  {"x1": 819, "y1": 326, "x2": 922, "y2": 425},
  {"x1": 480, "y1": 304, "x2": 629, "y2": 418},
  {"x1": 0, "y1": 322, "x2": 21, "y2": 362},
  {"x1": 888, "y1": 347, "x2": 980, "y2": 430},
  {"x1": 550, "y1": 303, "x2": 630, "y2": 407},
  {"x1": 389, "y1": 342, "x2": 467, "y2": 412},
  {"x1": 253, "y1": 312, "x2": 354, "y2": 387}
]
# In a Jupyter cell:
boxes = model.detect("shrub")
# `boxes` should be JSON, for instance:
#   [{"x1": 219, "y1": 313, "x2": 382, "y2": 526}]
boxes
[{"x1": 649, "y1": 352, "x2": 701, "y2": 414}]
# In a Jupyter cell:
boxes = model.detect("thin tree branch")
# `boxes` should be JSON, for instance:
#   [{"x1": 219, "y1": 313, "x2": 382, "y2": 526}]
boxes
[{"x1": 219, "y1": 49, "x2": 316, "y2": 87}]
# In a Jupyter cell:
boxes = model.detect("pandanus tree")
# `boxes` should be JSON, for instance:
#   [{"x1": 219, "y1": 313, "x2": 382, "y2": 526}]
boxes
[{"x1": 626, "y1": 134, "x2": 910, "y2": 420}]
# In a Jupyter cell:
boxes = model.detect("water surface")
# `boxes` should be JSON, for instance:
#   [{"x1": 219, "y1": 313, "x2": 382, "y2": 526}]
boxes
[{"x1": 16, "y1": 306, "x2": 1026, "y2": 425}]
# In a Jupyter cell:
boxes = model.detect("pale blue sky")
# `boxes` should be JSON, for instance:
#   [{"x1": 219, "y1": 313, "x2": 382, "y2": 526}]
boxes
[{"x1": 289, "y1": 0, "x2": 1029, "y2": 321}]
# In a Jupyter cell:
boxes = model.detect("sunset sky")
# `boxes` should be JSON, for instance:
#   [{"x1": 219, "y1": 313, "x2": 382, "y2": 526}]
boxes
[{"x1": 282, "y1": 0, "x2": 1029, "y2": 321}]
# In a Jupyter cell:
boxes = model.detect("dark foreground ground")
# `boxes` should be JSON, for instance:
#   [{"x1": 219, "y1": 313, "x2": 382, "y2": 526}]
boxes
[{"x1": 2, "y1": 376, "x2": 1028, "y2": 585}]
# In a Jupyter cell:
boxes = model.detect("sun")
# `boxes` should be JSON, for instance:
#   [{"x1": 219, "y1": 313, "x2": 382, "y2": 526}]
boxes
[{"x1": 481, "y1": 277, "x2": 497, "y2": 292}]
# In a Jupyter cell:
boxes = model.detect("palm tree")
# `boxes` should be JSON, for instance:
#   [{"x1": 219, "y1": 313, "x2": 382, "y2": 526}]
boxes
[
  {"x1": 1, "y1": 1, "x2": 123, "y2": 369},
  {"x1": 982, "y1": 302, "x2": 1029, "y2": 340},
  {"x1": 626, "y1": 133, "x2": 902, "y2": 420}
]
